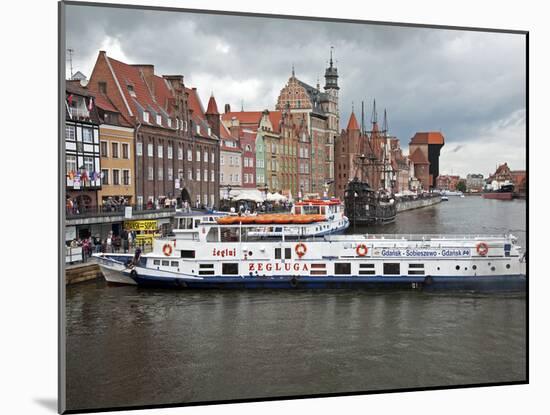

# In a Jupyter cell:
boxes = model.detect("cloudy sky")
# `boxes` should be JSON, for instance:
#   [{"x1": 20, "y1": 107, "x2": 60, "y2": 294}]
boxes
[{"x1": 65, "y1": 4, "x2": 526, "y2": 177}]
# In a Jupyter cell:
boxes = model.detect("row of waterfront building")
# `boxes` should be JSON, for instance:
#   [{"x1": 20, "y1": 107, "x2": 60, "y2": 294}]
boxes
[
  {"x1": 436, "y1": 163, "x2": 526, "y2": 194},
  {"x1": 65, "y1": 49, "x2": 448, "y2": 211}
]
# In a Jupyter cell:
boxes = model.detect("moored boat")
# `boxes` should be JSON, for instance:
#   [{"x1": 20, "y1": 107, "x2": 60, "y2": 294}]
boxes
[{"x1": 115, "y1": 218, "x2": 526, "y2": 291}]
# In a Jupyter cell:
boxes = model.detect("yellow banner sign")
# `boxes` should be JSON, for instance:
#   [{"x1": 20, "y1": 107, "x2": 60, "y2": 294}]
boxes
[{"x1": 124, "y1": 220, "x2": 158, "y2": 231}]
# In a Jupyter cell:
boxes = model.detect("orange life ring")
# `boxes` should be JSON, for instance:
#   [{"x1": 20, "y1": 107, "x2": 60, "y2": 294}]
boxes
[
  {"x1": 163, "y1": 244, "x2": 173, "y2": 256},
  {"x1": 356, "y1": 244, "x2": 368, "y2": 257},
  {"x1": 295, "y1": 242, "x2": 307, "y2": 258},
  {"x1": 476, "y1": 242, "x2": 489, "y2": 256}
]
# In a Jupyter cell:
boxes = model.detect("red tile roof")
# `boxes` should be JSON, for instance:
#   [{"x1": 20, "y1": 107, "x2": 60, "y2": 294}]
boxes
[
  {"x1": 346, "y1": 111, "x2": 360, "y2": 131},
  {"x1": 93, "y1": 93, "x2": 118, "y2": 113},
  {"x1": 220, "y1": 122, "x2": 232, "y2": 139},
  {"x1": 105, "y1": 56, "x2": 177, "y2": 128},
  {"x1": 185, "y1": 87, "x2": 215, "y2": 138},
  {"x1": 409, "y1": 148, "x2": 430, "y2": 164},
  {"x1": 410, "y1": 132, "x2": 445, "y2": 145},
  {"x1": 206, "y1": 95, "x2": 220, "y2": 115},
  {"x1": 222, "y1": 110, "x2": 282, "y2": 134}
]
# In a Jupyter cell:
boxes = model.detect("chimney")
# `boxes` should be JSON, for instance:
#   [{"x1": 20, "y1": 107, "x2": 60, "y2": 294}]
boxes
[
  {"x1": 229, "y1": 116, "x2": 240, "y2": 139},
  {"x1": 224, "y1": 103, "x2": 231, "y2": 114},
  {"x1": 132, "y1": 64, "x2": 155, "y2": 96}
]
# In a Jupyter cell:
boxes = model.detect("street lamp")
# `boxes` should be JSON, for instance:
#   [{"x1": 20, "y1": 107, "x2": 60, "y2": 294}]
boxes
[{"x1": 299, "y1": 184, "x2": 304, "y2": 201}]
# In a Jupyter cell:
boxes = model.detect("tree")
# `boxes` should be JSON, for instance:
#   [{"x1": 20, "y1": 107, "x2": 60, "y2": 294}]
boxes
[{"x1": 456, "y1": 180, "x2": 467, "y2": 193}]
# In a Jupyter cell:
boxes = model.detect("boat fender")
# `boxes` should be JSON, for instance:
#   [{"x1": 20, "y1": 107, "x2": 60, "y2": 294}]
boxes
[
  {"x1": 290, "y1": 277, "x2": 299, "y2": 288},
  {"x1": 295, "y1": 243, "x2": 307, "y2": 258},
  {"x1": 424, "y1": 276, "x2": 433, "y2": 286},
  {"x1": 476, "y1": 242, "x2": 489, "y2": 256},
  {"x1": 130, "y1": 269, "x2": 138, "y2": 279}
]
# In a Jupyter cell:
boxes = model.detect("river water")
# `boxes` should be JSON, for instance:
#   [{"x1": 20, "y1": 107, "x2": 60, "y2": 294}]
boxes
[{"x1": 65, "y1": 196, "x2": 527, "y2": 411}]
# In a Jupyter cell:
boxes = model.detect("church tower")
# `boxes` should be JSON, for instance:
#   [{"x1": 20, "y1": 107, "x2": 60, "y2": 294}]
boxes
[{"x1": 324, "y1": 47, "x2": 340, "y2": 187}]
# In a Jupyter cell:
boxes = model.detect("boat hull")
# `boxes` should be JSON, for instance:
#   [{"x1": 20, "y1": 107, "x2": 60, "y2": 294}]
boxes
[
  {"x1": 128, "y1": 272, "x2": 526, "y2": 292},
  {"x1": 483, "y1": 192, "x2": 513, "y2": 200},
  {"x1": 95, "y1": 254, "x2": 137, "y2": 285}
]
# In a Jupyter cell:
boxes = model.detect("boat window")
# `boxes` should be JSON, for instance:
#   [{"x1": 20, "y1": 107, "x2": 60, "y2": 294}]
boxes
[
  {"x1": 199, "y1": 264, "x2": 215, "y2": 275},
  {"x1": 171, "y1": 261, "x2": 179, "y2": 267},
  {"x1": 220, "y1": 227, "x2": 240, "y2": 242},
  {"x1": 310, "y1": 263, "x2": 327, "y2": 276},
  {"x1": 303, "y1": 205, "x2": 320, "y2": 215},
  {"x1": 222, "y1": 263, "x2": 239, "y2": 275},
  {"x1": 408, "y1": 263, "x2": 425, "y2": 275},
  {"x1": 383, "y1": 263, "x2": 400, "y2": 275},
  {"x1": 153, "y1": 259, "x2": 160, "y2": 265},
  {"x1": 275, "y1": 248, "x2": 281, "y2": 259},
  {"x1": 180, "y1": 250, "x2": 195, "y2": 258},
  {"x1": 359, "y1": 263, "x2": 375, "y2": 275},
  {"x1": 186, "y1": 218, "x2": 193, "y2": 229},
  {"x1": 162, "y1": 260, "x2": 170, "y2": 266},
  {"x1": 206, "y1": 227, "x2": 219, "y2": 242},
  {"x1": 194, "y1": 219, "x2": 200, "y2": 228},
  {"x1": 285, "y1": 248, "x2": 292, "y2": 259},
  {"x1": 335, "y1": 263, "x2": 351, "y2": 275},
  {"x1": 321, "y1": 206, "x2": 326, "y2": 215}
]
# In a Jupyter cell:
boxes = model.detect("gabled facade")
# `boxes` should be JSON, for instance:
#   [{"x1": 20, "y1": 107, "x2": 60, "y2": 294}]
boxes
[
  {"x1": 409, "y1": 131, "x2": 445, "y2": 190},
  {"x1": 88, "y1": 51, "x2": 220, "y2": 208}
]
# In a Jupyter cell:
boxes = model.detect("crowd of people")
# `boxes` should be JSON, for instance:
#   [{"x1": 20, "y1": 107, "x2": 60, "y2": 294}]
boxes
[{"x1": 67, "y1": 230, "x2": 139, "y2": 262}]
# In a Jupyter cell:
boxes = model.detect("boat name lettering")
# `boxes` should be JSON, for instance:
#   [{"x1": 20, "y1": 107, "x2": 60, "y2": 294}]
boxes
[
  {"x1": 248, "y1": 263, "x2": 309, "y2": 272},
  {"x1": 380, "y1": 249, "x2": 471, "y2": 257},
  {"x1": 212, "y1": 248, "x2": 237, "y2": 257}
]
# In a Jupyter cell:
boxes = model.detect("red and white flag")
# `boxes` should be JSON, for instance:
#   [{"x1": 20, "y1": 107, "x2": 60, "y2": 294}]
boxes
[{"x1": 88, "y1": 97, "x2": 94, "y2": 111}]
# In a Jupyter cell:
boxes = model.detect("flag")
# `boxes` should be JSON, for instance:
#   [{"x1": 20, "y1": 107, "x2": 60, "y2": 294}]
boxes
[
  {"x1": 88, "y1": 97, "x2": 94, "y2": 111},
  {"x1": 81, "y1": 170, "x2": 88, "y2": 181},
  {"x1": 67, "y1": 94, "x2": 73, "y2": 105}
]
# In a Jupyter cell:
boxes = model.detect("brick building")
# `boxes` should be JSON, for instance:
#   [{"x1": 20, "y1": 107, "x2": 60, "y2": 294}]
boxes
[
  {"x1": 408, "y1": 132, "x2": 445, "y2": 190},
  {"x1": 466, "y1": 173, "x2": 484, "y2": 192},
  {"x1": 88, "y1": 51, "x2": 220, "y2": 208},
  {"x1": 437, "y1": 175, "x2": 461, "y2": 191},
  {"x1": 240, "y1": 129, "x2": 257, "y2": 188}
]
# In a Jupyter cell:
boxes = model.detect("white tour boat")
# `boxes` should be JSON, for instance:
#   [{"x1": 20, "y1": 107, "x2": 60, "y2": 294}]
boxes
[{"x1": 98, "y1": 214, "x2": 526, "y2": 291}]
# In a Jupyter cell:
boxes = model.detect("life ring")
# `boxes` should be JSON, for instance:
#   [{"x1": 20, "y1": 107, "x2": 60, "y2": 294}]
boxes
[
  {"x1": 163, "y1": 244, "x2": 173, "y2": 256},
  {"x1": 356, "y1": 244, "x2": 368, "y2": 257},
  {"x1": 476, "y1": 242, "x2": 489, "y2": 256},
  {"x1": 295, "y1": 243, "x2": 307, "y2": 258}
]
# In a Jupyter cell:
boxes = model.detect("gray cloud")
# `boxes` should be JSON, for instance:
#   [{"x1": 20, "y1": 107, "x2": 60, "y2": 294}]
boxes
[{"x1": 65, "y1": 4, "x2": 526, "y2": 176}]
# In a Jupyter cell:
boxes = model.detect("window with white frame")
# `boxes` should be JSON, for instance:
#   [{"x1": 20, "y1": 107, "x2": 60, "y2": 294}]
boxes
[
  {"x1": 236, "y1": 157, "x2": 240, "y2": 166},
  {"x1": 211, "y1": 194, "x2": 215, "y2": 207},
  {"x1": 196, "y1": 150, "x2": 201, "y2": 162},
  {"x1": 66, "y1": 155, "x2": 76, "y2": 175},
  {"x1": 65, "y1": 125, "x2": 75, "y2": 141},
  {"x1": 100, "y1": 141, "x2": 108, "y2": 157},
  {"x1": 204, "y1": 152, "x2": 208, "y2": 163},
  {"x1": 101, "y1": 169, "x2": 109, "y2": 184},
  {"x1": 167, "y1": 118, "x2": 172, "y2": 128},
  {"x1": 183, "y1": 121, "x2": 187, "y2": 131},
  {"x1": 156, "y1": 114, "x2": 162, "y2": 125},
  {"x1": 148, "y1": 166, "x2": 154, "y2": 180},
  {"x1": 176, "y1": 118, "x2": 179, "y2": 130},
  {"x1": 82, "y1": 128, "x2": 94, "y2": 143},
  {"x1": 244, "y1": 158, "x2": 248, "y2": 168},
  {"x1": 143, "y1": 111, "x2": 150, "y2": 123},
  {"x1": 158, "y1": 167, "x2": 163, "y2": 180},
  {"x1": 111, "y1": 142, "x2": 119, "y2": 158},
  {"x1": 136, "y1": 142, "x2": 143, "y2": 156},
  {"x1": 244, "y1": 174, "x2": 248, "y2": 184},
  {"x1": 229, "y1": 173, "x2": 233, "y2": 183},
  {"x1": 158, "y1": 145, "x2": 163, "y2": 159},
  {"x1": 235, "y1": 173, "x2": 239, "y2": 183},
  {"x1": 196, "y1": 169, "x2": 201, "y2": 181},
  {"x1": 167, "y1": 145, "x2": 173, "y2": 159},
  {"x1": 178, "y1": 146, "x2": 183, "y2": 160},
  {"x1": 123, "y1": 169, "x2": 130, "y2": 185},
  {"x1": 211, "y1": 170, "x2": 215, "y2": 182},
  {"x1": 220, "y1": 155, "x2": 224, "y2": 165},
  {"x1": 122, "y1": 143, "x2": 129, "y2": 159},
  {"x1": 204, "y1": 194, "x2": 208, "y2": 205},
  {"x1": 250, "y1": 158, "x2": 254, "y2": 168},
  {"x1": 168, "y1": 168, "x2": 173, "y2": 181},
  {"x1": 211, "y1": 152, "x2": 215, "y2": 164},
  {"x1": 204, "y1": 169, "x2": 208, "y2": 181},
  {"x1": 196, "y1": 125, "x2": 200, "y2": 134},
  {"x1": 113, "y1": 169, "x2": 120, "y2": 185},
  {"x1": 220, "y1": 172, "x2": 224, "y2": 182},
  {"x1": 188, "y1": 169, "x2": 192, "y2": 180},
  {"x1": 148, "y1": 143, "x2": 153, "y2": 157},
  {"x1": 187, "y1": 149, "x2": 192, "y2": 161},
  {"x1": 83, "y1": 156, "x2": 94, "y2": 174}
]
